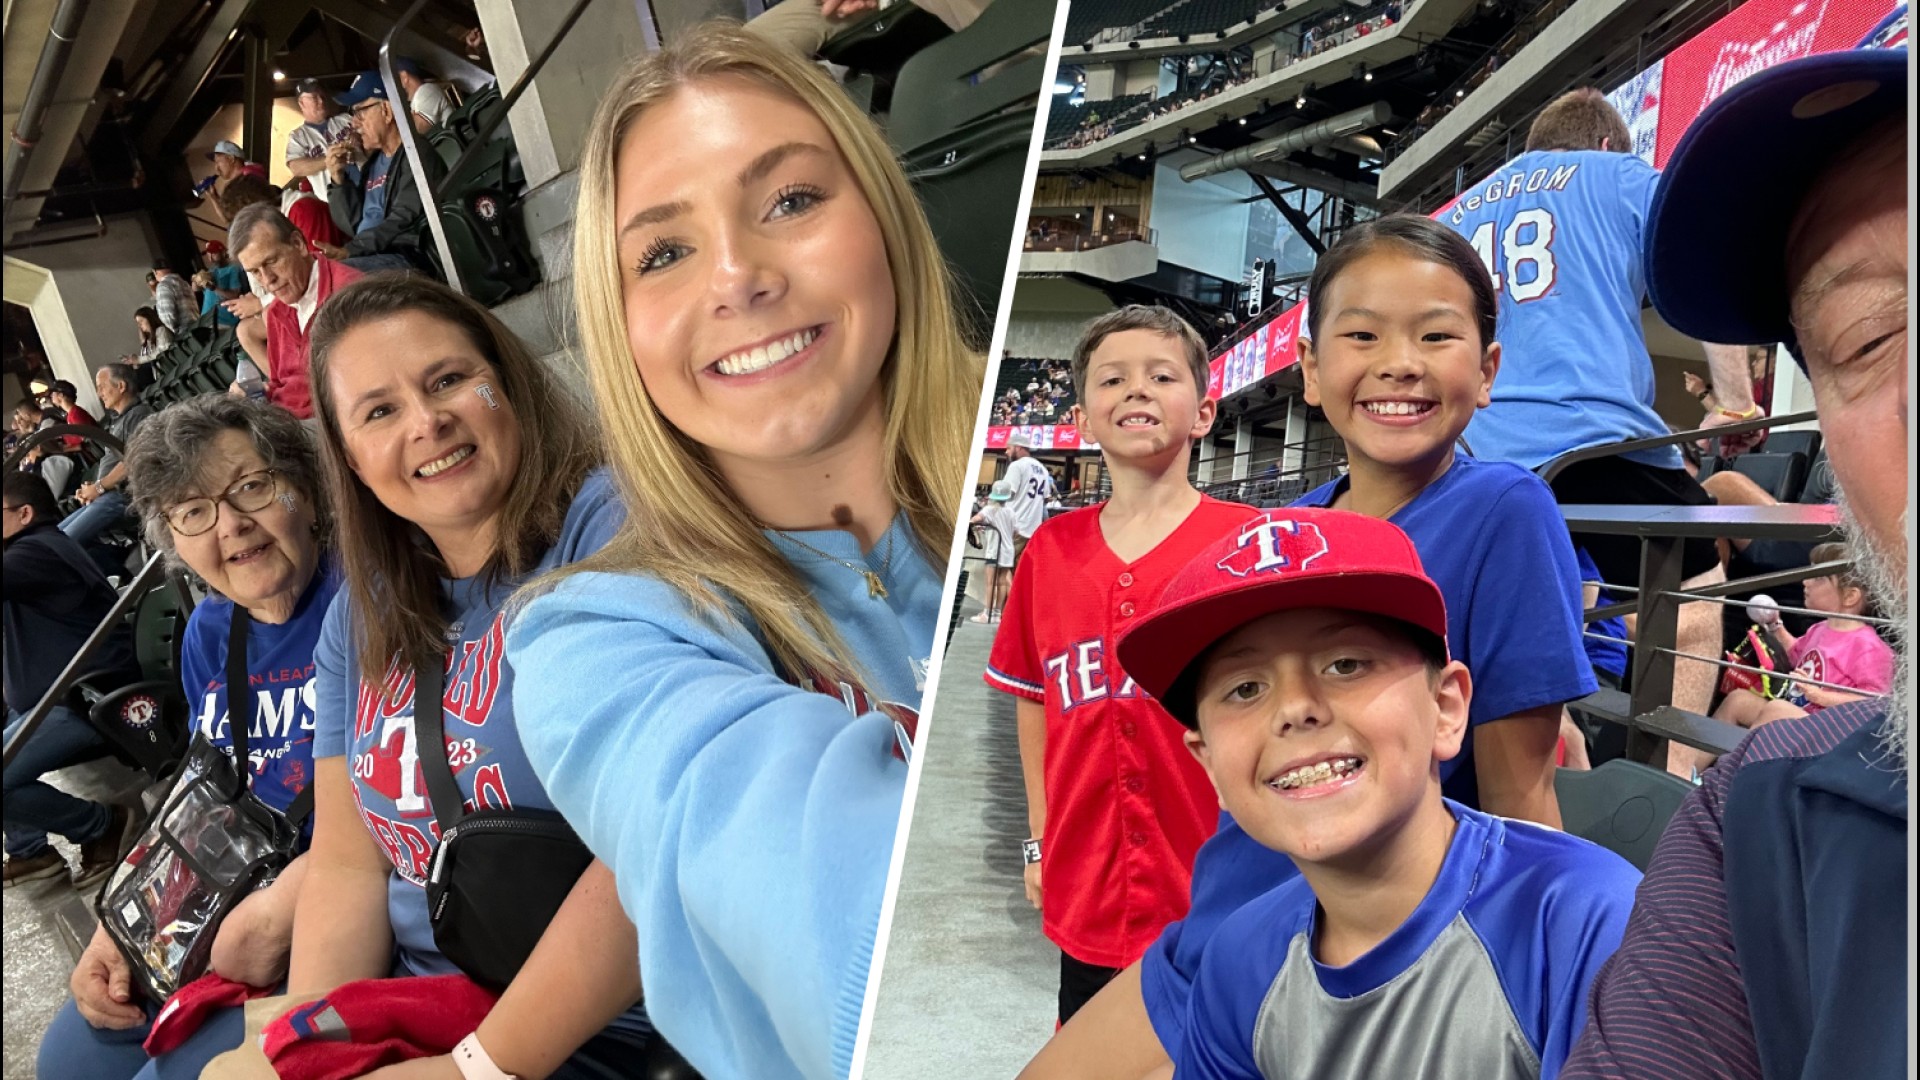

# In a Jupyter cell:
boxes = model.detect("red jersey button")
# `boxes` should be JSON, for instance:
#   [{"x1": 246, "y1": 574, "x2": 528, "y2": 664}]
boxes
[
  {"x1": 1118, "y1": 572, "x2": 1135, "y2": 587},
  {"x1": 1119, "y1": 601, "x2": 1136, "y2": 617},
  {"x1": 1120, "y1": 721, "x2": 1137, "y2": 737},
  {"x1": 1129, "y1": 831, "x2": 1148, "y2": 847},
  {"x1": 1124, "y1": 775, "x2": 1145, "y2": 793}
]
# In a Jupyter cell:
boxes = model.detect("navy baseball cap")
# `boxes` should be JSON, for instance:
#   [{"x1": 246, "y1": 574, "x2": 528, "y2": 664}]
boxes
[
  {"x1": 1115, "y1": 509, "x2": 1449, "y2": 728},
  {"x1": 1645, "y1": 6, "x2": 1908, "y2": 359},
  {"x1": 334, "y1": 70, "x2": 391, "y2": 108}
]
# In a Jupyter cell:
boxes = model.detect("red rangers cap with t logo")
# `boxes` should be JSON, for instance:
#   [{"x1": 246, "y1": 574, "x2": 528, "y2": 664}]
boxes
[{"x1": 1116, "y1": 508, "x2": 1449, "y2": 728}]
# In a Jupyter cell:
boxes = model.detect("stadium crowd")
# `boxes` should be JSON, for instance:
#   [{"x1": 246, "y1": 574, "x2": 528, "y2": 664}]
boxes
[{"x1": 1045, "y1": 0, "x2": 1403, "y2": 151}]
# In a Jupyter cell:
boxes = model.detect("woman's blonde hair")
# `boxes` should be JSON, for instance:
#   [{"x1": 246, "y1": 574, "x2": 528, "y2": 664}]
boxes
[
  {"x1": 309, "y1": 273, "x2": 601, "y2": 677},
  {"x1": 563, "y1": 22, "x2": 981, "y2": 688}
]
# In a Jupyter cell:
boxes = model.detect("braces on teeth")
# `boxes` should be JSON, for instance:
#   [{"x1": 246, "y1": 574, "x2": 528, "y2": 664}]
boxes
[{"x1": 1273, "y1": 757, "x2": 1362, "y2": 789}]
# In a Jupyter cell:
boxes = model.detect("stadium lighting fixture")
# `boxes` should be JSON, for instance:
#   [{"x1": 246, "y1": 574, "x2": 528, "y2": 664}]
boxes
[
  {"x1": 274, "y1": 70, "x2": 286, "y2": 81},
  {"x1": 1238, "y1": 116, "x2": 1248, "y2": 125},
  {"x1": 1053, "y1": 82, "x2": 1075, "y2": 94},
  {"x1": 1356, "y1": 62, "x2": 1371, "y2": 81},
  {"x1": 1456, "y1": 88, "x2": 1466, "y2": 98},
  {"x1": 1296, "y1": 85, "x2": 1311, "y2": 108}
]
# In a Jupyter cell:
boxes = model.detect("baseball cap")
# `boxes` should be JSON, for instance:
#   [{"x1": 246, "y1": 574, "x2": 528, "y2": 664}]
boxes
[
  {"x1": 1008, "y1": 432, "x2": 1035, "y2": 449},
  {"x1": 989, "y1": 480, "x2": 1013, "y2": 501},
  {"x1": 335, "y1": 70, "x2": 391, "y2": 108},
  {"x1": 203, "y1": 240, "x2": 227, "y2": 255},
  {"x1": 207, "y1": 139, "x2": 245, "y2": 161},
  {"x1": 1645, "y1": 5, "x2": 1908, "y2": 360},
  {"x1": 293, "y1": 77, "x2": 327, "y2": 98},
  {"x1": 1115, "y1": 508, "x2": 1449, "y2": 728}
]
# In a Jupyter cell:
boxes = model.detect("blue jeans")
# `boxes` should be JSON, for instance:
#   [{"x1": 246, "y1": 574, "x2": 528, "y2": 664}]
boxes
[
  {"x1": 57, "y1": 490, "x2": 131, "y2": 548},
  {"x1": 4, "y1": 707, "x2": 111, "y2": 858},
  {"x1": 339, "y1": 252, "x2": 419, "y2": 273},
  {"x1": 36, "y1": 994, "x2": 246, "y2": 1080}
]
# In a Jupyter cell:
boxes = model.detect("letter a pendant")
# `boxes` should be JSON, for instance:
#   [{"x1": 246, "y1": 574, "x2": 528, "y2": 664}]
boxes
[{"x1": 864, "y1": 570, "x2": 889, "y2": 600}]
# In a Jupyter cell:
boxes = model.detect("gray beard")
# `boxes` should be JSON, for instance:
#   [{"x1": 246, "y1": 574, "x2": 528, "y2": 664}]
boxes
[{"x1": 1838, "y1": 496, "x2": 1909, "y2": 774}]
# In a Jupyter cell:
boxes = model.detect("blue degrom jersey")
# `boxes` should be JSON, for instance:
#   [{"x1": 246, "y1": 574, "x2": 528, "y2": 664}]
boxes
[
  {"x1": 1442, "y1": 149, "x2": 1681, "y2": 470},
  {"x1": 1178, "y1": 804, "x2": 1640, "y2": 1080}
]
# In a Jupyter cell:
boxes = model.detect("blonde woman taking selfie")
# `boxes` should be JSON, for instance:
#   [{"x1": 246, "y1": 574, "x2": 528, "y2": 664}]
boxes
[{"x1": 507, "y1": 24, "x2": 980, "y2": 1080}]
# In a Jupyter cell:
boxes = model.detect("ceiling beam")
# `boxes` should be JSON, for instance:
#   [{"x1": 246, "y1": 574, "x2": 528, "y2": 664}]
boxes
[
  {"x1": 140, "y1": 0, "x2": 258, "y2": 159},
  {"x1": 1250, "y1": 173, "x2": 1326, "y2": 256}
]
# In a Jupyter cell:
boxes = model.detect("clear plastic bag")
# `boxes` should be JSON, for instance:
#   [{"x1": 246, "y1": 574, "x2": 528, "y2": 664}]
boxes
[{"x1": 95, "y1": 738, "x2": 301, "y2": 1002}]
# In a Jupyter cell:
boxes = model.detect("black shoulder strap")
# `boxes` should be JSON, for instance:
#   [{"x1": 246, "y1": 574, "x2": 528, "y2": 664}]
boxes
[
  {"x1": 411, "y1": 652, "x2": 465, "y2": 834},
  {"x1": 283, "y1": 782, "x2": 315, "y2": 828},
  {"x1": 226, "y1": 606, "x2": 253, "y2": 795}
]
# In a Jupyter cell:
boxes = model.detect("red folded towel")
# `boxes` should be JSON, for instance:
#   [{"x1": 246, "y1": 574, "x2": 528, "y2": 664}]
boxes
[
  {"x1": 262, "y1": 974, "x2": 498, "y2": 1080},
  {"x1": 144, "y1": 972, "x2": 274, "y2": 1055}
]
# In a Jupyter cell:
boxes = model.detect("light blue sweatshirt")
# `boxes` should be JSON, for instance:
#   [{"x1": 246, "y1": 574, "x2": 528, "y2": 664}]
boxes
[{"x1": 506, "y1": 514, "x2": 937, "y2": 1080}]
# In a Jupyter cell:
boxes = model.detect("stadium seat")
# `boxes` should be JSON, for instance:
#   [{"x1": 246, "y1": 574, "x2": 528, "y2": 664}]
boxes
[
  {"x1": 819, "y1": 3, "x2": 954, "y2": 114},
  {"x1": 1554, "y1": 759, "x2": 1694, "y2": 871},
  {"x1": 411, "y1": 82, "x2": 540, "y2": 307},
  {"x1": 889, "y1": 0, "x2": 1051, "y2": 341},
  {"x1": 1730, "y1": 450, "x2": 1810, "y2": 502},
  {"x1": 1763, "y1": 428, "x2": 1821, "y2": 462},
  {"x1": 71, "y1": 576, "x2": 192, "y2": 782}
]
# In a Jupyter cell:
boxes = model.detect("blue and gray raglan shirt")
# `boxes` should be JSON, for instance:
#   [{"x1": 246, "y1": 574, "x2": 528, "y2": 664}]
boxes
[{"x1": 1179, "y1": 803, "x2": 1640, "y2": 1080}]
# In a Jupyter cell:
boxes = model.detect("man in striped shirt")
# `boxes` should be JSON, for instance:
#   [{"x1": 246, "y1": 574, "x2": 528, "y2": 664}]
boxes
[{"x1": 1564, "y1": 14, "x2": 1908, "y2": 1080}]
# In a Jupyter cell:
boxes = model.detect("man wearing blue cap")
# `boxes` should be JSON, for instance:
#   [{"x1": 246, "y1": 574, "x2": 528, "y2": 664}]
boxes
[
  {"x1": 321, "y1": 70, "x2": 447, "y2": 273},
  {"x1": 1564, "y1": 8, "x2": 1908, "y2": 1078}
]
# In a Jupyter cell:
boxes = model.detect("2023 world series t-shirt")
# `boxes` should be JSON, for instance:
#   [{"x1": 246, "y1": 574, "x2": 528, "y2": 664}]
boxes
[{"x1": 312, "y1": 469, "x2": 623, "y2": 978}]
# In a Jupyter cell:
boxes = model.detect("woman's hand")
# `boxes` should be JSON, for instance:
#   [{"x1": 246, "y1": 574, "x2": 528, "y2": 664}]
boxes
[
  {"x1": 71, "y1": 925, "x2": 145, "y2": 1030},
  {"x1": 223, "y1": 294, "x2": 263, "y2": 320},
  {"x1": 361, "y1": 1054, "x2": 462, "y2": 1080}
]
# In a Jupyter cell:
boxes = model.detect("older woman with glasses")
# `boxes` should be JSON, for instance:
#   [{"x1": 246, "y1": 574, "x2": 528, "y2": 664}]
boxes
[{"x1": 38, "y1": 394, "x2": 342, "y2": 1080}]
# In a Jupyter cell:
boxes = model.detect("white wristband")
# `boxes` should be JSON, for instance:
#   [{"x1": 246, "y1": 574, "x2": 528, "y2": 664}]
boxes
[{"x1": 452, "y1": 1033, "x2": 521, "y2": 1080}]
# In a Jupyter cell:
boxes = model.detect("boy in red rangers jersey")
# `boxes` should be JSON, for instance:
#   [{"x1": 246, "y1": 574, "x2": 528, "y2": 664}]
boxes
[{"x1": 985, "y1": 305, "x2": 1260, "y2": 1025}]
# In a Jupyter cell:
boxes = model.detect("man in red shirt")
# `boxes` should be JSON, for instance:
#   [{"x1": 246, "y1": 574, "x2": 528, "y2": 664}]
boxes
[{"x1": 226, "y1": 203, "x2": 362, "y2": 419}]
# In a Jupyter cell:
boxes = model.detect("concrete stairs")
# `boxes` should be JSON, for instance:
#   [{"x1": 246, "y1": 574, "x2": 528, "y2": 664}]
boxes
[{"x1": 487, "y1": 167, "x2": 594, "y2": 400}]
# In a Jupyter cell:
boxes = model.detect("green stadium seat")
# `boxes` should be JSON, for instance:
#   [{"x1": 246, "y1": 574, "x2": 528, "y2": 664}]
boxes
[
  {"x1": 887, "y1": 0, "x2": 1051, "y2": 341},
  {"x1": 1554, "y1": 759, "x2": 1695, "y2": 871}
]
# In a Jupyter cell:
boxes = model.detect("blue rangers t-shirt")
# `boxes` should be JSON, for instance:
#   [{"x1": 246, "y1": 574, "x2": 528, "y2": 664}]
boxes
[
  {"x1": 180, "y1": 557, "x2": 343, "y2": 817},
  {"x1": 1442, "y1": 149, "x2": 1681, "y2": 471},
  {"x1": 313, "y1": 469, "x2": 627, "y2": 981},
  {"x1": 1141, "y1": 455, "x2": 1598, "y2": 1058},
  {"x1": 1177, "y1": 804, "x2": 1639, "y2": 1080}
]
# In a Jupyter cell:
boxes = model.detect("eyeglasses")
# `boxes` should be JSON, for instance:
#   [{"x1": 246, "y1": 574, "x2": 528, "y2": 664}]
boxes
[
  {"x1": 351, "y1": 100, "x2": 385, "y2": 115},
  {"x1": 164, "y1": 469, "x2": 282, "y2": 536}
]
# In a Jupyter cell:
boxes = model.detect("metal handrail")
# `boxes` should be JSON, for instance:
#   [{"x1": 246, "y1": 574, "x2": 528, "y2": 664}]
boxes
[
  {"x1": 3, "y1": 423, "x2": 116, "y2": 474},
  {"x1": 1538, "y1": 409, "x2": 1819, "y2": 484},
  {"x1": 2, "y1": 552, "x2": 169, "y2": 772},
  {"x1": 378, "y1": 0, "x2": 598, "y2": 297}
]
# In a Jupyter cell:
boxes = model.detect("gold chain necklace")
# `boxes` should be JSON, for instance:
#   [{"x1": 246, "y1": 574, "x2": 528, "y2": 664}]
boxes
[{"x1": 772, "y1": 526, "x2": 895, "y2": 600}]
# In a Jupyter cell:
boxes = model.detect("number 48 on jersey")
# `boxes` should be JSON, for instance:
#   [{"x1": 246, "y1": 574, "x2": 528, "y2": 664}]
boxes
[{"x1": 1469, "y1": 208, "x2": 1559, "y2": 302}]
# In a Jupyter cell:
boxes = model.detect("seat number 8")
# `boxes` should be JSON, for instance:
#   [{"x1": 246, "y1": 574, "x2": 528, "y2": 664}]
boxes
[{"x1": 1469, "y1": 208, "x2": 1558, "y2": 303}]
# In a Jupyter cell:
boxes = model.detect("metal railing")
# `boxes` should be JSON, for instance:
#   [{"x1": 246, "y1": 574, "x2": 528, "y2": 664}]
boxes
[
  {"x1": 377, "y1": 0, "x2": 598, "y2": 297},
  {"x1": 1021, "y1": 226, "x2": 1157, "y2": 252}
]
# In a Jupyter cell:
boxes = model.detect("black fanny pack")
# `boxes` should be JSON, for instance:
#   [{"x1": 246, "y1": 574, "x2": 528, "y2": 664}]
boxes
[
  {"x1": 95, "y1": 608, "x2": 312, "y2": 1002},
  {"x1": 413, "y1": 651, "x2": 593, "y2": 992}
]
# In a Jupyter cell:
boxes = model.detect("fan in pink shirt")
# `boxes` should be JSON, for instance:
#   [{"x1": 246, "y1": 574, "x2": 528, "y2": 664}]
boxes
[{"x1": 1716, "y1": 540, "x2": 1893, "y2": 729}]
